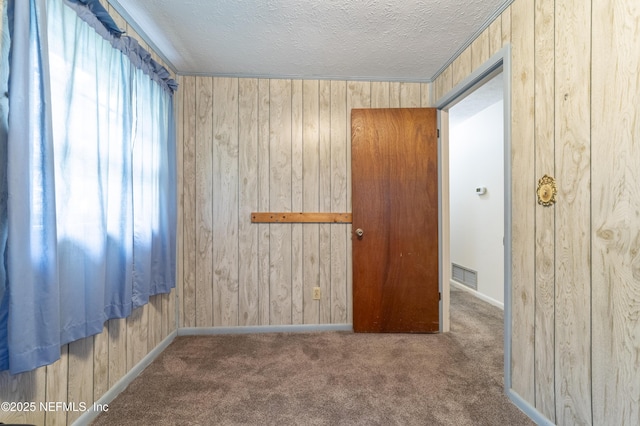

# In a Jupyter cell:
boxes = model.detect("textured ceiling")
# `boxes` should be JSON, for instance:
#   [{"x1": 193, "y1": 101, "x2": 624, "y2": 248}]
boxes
[
  {"x1": 450, "y1": 72, "x2": 504, "y2": 127},
  {"x1": 111, "y1": 0, "x2": 510, "y2": 81}
]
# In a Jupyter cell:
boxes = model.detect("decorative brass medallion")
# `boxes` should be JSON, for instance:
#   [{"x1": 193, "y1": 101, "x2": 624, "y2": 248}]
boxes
[{"x1": 537, "y1": 174, "x2": 557, "y2": 206}]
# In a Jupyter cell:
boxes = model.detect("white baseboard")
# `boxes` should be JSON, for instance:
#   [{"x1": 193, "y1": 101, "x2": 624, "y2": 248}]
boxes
[
  {"x1": 507, "y1": 388, "x2": 555, "y2": 426},
  {"x1": 72, "y1": 330, "x2": 178, "y2": 426},
  {"x1": 450, "y1": 280, "x2": 504, "y2": 310},
  {"x1": 72, "y1": 323, "x2": 353, "y2": 425},
  {"x1": 71, "y1": 323, "x2": 354, "y2": 425}
]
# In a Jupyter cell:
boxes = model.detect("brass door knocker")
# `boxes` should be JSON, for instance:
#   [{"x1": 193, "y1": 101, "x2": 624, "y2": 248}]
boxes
[{"x1": 537, "y1": 175, "x2": 557, "y2": 206}]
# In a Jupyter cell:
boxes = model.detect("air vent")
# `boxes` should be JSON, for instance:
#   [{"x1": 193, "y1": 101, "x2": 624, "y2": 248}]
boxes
[{"x1": 452, "y1": 263, "x2": 477, "y2": 290}]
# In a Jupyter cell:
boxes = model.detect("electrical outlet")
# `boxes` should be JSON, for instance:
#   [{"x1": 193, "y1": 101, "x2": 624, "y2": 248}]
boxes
[{"x1": 312, "y1": 287, "x2": 321, "y2": 300}]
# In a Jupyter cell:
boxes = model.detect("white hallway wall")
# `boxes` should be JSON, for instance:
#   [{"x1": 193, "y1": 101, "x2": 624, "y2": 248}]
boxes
[{"x1": 450, "y1": 100, "x2": 504, "y2": 305}]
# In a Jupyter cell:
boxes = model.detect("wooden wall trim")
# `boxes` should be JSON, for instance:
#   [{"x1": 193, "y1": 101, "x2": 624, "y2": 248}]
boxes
[{"x1": 251, "y1": 212, "x2": 352, "y2": 223}]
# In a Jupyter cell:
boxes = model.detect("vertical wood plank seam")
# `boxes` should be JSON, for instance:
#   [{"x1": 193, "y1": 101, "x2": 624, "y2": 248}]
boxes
[
  {"x1": 552, "y1": 1, "x2": 557, "y2": 421},
  {"x1": 101, "y1": 330, "x2": 107, "y2": 404},
  {"x1": 236, "y1": 78, "x2": 240, "y2": 327},
  {"x1": 258, "y1": 79, "x2": 263, "y2": 325},
  {"x1": 211, "y1": 77, "x2": 216, "y2": 327},
  {"x1": 290, "y1": 79, "x2": 294, "y2": 322},
  {"x1": 589, "y1": 0, "x2": 596, "y2": 415},
  {"x1": 329, "y1": 82, "x2": 333, "y2": 322},
  {"x1": 184, "y1": 80, "x2": 188, "y2": 328},
  {"x1": 186, "y1": 82, "x2": 190, "y2": 327},
  {"x1": 587, "y1": 4, "x2": 593, "y2": 420},
  {"x1": 181, "y1": 82, "x2": 185, "y2": 328},
  {"x1": 65, "y1": 347, "x2": 70, "y2": 426},
  {"x1": 268, "y1": 80, "x2": 271, "y2": 325},
  {"x1": 548, "y1": 2, "x2": 557, "y2": 409},
  {"x1": 343, "y1": 81, "x2": 347, "y2": 321},
  {"x1": 194, "y1": 83, "x2": 198, "y2": 327},
  {"x1": 302, "y1": 80, "x2": 306, "y2": 324},
  {"x1": 259, "y1": 80, "x2": 263, "y2": 325},
  {"x1": 314, "y1": 82, "x2": 319, "y2": 323},
  {"x1": 344, "y1": 82, "x2": 348, "y2": 320},
  {"x1": 259, "y1": 79, "x2": 264, "y2": 325},
  {"x1": 180, "y1": 82, "x2": 183, "y2": 329},
  {"x1": 263, "y1": 79, "x2": 267, "y2": 325},
  {"x1": 191, "y1": 81, "x2": 196, "y2": 327},
  {"x1": 253, "y1": 78, "x2": 261, "y2": 327},
  {"x1": 301, "y1": 82, "x2": 305, "y2": 323},
  {"x1": 236, "y1": 78, "x2": 242, "y2": 325},
  {"x1": 343, "y1": 82, "x2": 349, "y2": 322},
  {"x1": 532, "y1": 1, "x2": 538, "y2": 410},
  {"x1": 470, "y1": 47, "x2": 474, "y2": 75},
  {"x1": 316, "y1": 80, "x2": 321, "y2": 324},
  {"x1": 312, "y1": 81, "x2": 316, "y2": 324},
  {"x1": 326, "y1": 80, "x2": 330, "y2": 322},
  {"x1": 261, "y1": 79, "x2": 268, "y2": 325}
]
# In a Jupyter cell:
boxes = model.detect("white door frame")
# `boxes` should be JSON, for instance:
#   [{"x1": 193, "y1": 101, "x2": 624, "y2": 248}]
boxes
[
  {"x1": 436, "y1": 47, "x2": 511, "y2": 337},
  {"x1": 435, "y1": 46, "x2": 515, "y2": 387},
  {"x1": 435, "y1": 46, "x2": 554, "y2": 426}
]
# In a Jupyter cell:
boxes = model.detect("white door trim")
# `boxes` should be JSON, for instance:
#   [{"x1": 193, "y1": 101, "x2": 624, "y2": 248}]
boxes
[{"x1": 434, "y1": 46, "x2": 554, "y2": 426}]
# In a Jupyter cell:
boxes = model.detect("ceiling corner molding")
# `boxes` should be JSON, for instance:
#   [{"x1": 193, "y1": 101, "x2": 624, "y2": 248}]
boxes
[
  {"x1": 107, "y1": 0, "x2": 178, "y2": 74},
  {"x1": 430, "y1": 0, "x2": 514, "y2": 82},
  {"x1": 175, "y1": 71, "x2": 432, "y2": 84}
]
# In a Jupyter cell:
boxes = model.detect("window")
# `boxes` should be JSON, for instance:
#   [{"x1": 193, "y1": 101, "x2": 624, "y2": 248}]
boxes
[{"x1": 0, "y1": 0, "x2": 177, "y2": 374}]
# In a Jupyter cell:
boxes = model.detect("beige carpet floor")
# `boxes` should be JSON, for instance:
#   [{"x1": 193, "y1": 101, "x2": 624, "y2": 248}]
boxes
[{"x1": 92, "y1": 289, "x2": 533, "y2": 425}]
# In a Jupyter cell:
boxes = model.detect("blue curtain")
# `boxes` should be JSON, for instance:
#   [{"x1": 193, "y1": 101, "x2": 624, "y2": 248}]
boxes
[
  {"x1": 0, "y1": 0, "x2": 12, "y2": 369},
  {"x1": 0, "y1": 0, "x2": 177, "y2": 374},
  {"x1": 0, "y1": 0, "x2": 61, "y2": 374}
]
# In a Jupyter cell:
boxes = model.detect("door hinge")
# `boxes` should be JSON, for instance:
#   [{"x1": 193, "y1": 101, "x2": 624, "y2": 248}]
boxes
[
  {"x1": 439, "y1": 292, "x2": 441, "y2": 301},
  {"x1": 437, "y1": 129, "x2": 440, "y2": 138}
]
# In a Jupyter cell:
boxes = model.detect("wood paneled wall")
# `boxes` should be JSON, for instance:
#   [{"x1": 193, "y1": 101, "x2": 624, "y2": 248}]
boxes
[
  {"x1": 0, "y1": 3, "x2": 178, "y2": 425},
  {"x1": 177, "y1": 78, "x2": 431, "y2": 328},
  {"x1": 591, "y1": 1, "x2": 640, "y2": 424},
  {"x1": 6, "y1": 0, "x2": 638, "y2": 424},
  {"x1": 434, "y1": 1, "x2": 640, "y2": 425}
]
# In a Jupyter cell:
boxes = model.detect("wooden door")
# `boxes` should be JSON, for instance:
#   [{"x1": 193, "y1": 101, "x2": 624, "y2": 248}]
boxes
[{"x1": 351, "y1": 108, "x2": 439, "y2": 333}]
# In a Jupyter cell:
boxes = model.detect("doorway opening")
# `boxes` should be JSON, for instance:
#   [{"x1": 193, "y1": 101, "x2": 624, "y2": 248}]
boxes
[
  {"x1": 434, "y1": 47, "x2": 513, "y2": 392},
  {"x1": 448, "y1": 73, "x2": 504, "y2": 309}
]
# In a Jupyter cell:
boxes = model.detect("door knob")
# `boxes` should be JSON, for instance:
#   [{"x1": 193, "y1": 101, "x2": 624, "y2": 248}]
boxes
[{"x1": 355, "y1": 228, "x2": 364, "y2": 238}]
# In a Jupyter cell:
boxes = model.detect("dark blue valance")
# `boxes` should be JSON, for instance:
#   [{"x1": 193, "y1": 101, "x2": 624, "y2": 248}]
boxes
[
  {"x1": 64, "y1": 0, "x2": 177, "y2": 94},
  {"x1": 66, "y1": 0, "x2": 124, "y2": 36}
]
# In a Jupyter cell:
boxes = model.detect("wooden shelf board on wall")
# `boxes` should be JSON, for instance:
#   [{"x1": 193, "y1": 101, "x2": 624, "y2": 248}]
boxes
[{"x1": 251, "y1": 212, "x2": 352, "y2": 223}]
